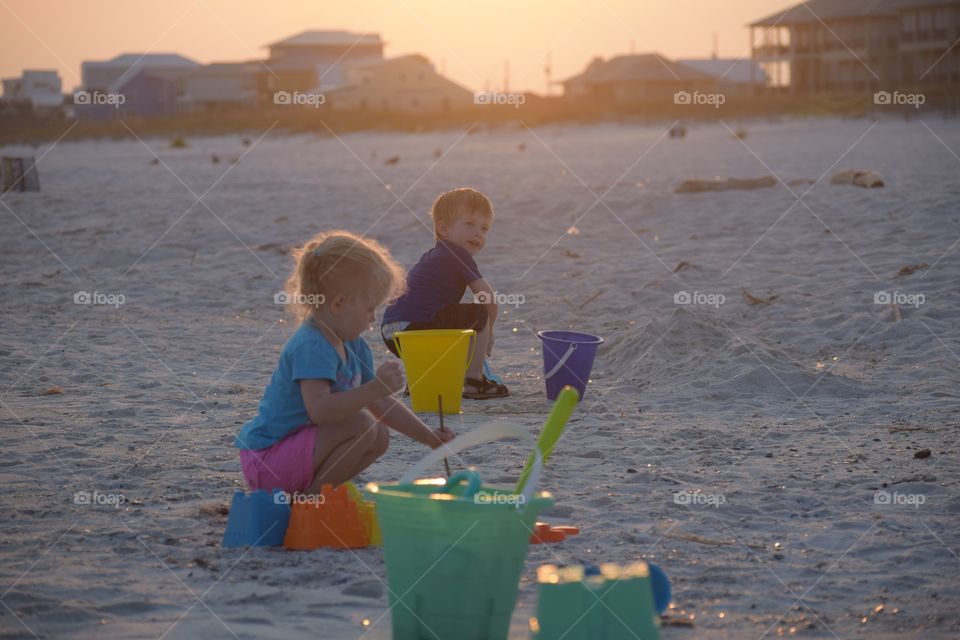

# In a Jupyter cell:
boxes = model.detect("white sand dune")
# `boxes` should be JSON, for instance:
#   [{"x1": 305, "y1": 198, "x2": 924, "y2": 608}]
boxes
[{"x1": 1, "y1": 117, "x2": 958, "y2": 639}]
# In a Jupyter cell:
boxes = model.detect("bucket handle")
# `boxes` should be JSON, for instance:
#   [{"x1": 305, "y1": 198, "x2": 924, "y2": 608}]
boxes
[
  {"x1": 441, "y1": 470, "x2": 482, "y2": 498},
  {"x1": 392, "y1": 333, "x2": 403, "y2": 358},
  {"x1": 544, "y1": 342, "x2": 578, "y2": 380},
  {"x1": 464, "y1": 330, "x2": 477, "y2": 376},
  {"x1": 399, "y1": 422, "x2": 544, "y2": 509}
]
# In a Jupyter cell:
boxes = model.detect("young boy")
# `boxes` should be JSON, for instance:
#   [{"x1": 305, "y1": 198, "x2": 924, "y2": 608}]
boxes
[{"x1": 381, "y1": 187, "x2": 509, "y2": 399}]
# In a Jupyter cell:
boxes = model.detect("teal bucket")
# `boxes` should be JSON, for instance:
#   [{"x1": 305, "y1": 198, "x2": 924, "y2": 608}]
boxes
[{"x1": 367, "y1": 425, "x2": 554, "y2": 640}]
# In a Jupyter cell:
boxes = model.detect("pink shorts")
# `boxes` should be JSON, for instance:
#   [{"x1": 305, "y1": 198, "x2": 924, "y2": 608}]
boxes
[{"x1": 239, "y1": 424, "x2": 318, "y2": 494}]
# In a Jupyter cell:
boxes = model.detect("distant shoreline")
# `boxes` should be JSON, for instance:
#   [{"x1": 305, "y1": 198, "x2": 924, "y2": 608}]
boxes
[{"x1": 2, "y1": 91, "x2": 957, "y2": 145}]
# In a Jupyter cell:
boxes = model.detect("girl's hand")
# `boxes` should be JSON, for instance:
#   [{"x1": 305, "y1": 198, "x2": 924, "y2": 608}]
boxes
[
  {"x1": 374, "y1": 361, "x2": 404, "y2": 396},
  {"x1": 429, "y1": 427, "x2": 456, "y2": 449}
]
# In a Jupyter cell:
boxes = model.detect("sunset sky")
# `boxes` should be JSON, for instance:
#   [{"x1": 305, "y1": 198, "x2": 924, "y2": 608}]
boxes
[{"x1": 1, "y1": 0, "x2": 787, "y2": 94}]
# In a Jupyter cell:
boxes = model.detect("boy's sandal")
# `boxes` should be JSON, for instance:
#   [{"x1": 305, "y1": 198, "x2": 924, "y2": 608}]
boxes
[{"x1": 463, "y1": 375, "x2": 510, "y2": 399}]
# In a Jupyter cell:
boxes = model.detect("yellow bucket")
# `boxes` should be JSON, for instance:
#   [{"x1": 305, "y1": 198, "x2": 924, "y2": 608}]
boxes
[{"x1": 393, "y1": 329, "x2": 475, "y2": 414}]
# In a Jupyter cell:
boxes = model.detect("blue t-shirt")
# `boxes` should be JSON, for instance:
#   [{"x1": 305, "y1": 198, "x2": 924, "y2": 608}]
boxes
[
  {"x1": 235, "y1": 321, "x2": 375, "y2": 450},
  {"x1": 383, "y1": 240, "x2": 483, "y2": 325}
]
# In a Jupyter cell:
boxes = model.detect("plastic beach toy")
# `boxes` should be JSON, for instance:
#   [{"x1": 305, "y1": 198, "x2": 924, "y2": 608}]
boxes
[
  {"x1": 532, "y1": 563, "x2": 660, "y2": 640},
  {"x1": 368, "y1": 422, "x2": 554, "y2": 640},
  {"x1": 484, "y1": 360, "x2": 504, "y2": 384},
  {"x1": 529, "y1": 522, "x2": 580, "y2": 544},
  {"x1": 283, "y1": 483, "x2": 380, "y2": 550},
  {"x1": 646, "y1": 562, "x2": 671, "y2": 615},
  {"x1": 537, "y1": 330, "x2": 603, "y2": 400},
  {"x1": 516, "y1": 385, "x2": 579, "y2": 494},
  {"x1": 393, "y1": 329, "x2": 475, "y2": 414},
  {"x1": 222, "y1": 489, "x2": 290, "y2": 548}
]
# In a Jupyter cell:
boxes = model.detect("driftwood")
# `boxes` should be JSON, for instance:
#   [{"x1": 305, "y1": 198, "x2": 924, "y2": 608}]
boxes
[
  {"x1": 896, "y1": 263, "x2": 927, "y2": 277},
  {"x1": 676, "y1": 175, "x2": 777, "y2": 193},
  {"x1": 830, "y1": 169, "x2": 884, "y2": 188}
]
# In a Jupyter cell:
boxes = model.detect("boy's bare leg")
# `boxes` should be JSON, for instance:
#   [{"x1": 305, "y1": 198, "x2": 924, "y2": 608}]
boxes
[
  {"x1": 466, "y1": 321, "x2": 490, "y2": 380},
  {"x1": 306, "y1": 410, "x2": 388, "y2": 492}
]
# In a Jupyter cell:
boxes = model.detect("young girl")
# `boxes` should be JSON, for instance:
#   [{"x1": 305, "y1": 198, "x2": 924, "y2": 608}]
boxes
[{"x1": 236, "y1": 230, "x2": 455, "y2": 495}]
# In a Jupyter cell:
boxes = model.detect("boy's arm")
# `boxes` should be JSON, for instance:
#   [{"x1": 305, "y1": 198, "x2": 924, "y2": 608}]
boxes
[
  {"x1": 300, "y1": 362, "x2": 403, "y2": 425},
  {"x1": 369, "y1": 396, "x2": 451, "y2": 448}
]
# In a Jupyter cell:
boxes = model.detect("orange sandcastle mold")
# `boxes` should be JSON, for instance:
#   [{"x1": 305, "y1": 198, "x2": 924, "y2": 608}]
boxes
[
  {"x1": 283, "y1": 482, "x2": 381, "y2": 550},
  {"x1": 530, "y1": 522, "x2": 580, "y2": 544}
]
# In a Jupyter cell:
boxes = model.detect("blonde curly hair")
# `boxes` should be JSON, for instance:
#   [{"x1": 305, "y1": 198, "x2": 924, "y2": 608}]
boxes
[{"x1": 284, "y1": 230, "x2": 405, "y2": 319}]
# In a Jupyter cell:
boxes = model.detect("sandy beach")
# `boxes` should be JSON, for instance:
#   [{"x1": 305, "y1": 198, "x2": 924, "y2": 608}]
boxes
[{"x1": 1, "y1": 117, "x2": 958, "y2": 639}]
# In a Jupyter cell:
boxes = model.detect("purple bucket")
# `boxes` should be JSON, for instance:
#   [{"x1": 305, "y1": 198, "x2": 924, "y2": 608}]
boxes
[{"x1": 537, "y1": 330, "x2": 603, "y2": 400}]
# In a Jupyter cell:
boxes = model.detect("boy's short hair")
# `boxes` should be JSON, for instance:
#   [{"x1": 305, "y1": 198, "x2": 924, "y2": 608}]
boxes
[{"x1": 430, "y1": 188, "x2": 494, "y2": 238}]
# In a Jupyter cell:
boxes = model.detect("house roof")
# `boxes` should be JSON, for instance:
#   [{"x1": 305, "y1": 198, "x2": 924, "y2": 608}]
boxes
[
  {"x1": 678, "y1": 58, "x2": 769, "y2": 84},
  {"x1": 85, "y1": 53, "x2": 200, "y2": 68},
  {"x1": 266, "y1": 30, "x2": 382, "y2": 49},
  {"x1": 749, "y1": 0, "x2": 935, "y2": 27},
  {"x1": 562, "y1": 54, "x2": 716, "y2": 85}
]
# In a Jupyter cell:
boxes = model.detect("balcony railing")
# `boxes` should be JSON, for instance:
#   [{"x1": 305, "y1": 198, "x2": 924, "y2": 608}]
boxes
[{"x1": 753, "y1": 44, "x2": 790, "y2": 57}]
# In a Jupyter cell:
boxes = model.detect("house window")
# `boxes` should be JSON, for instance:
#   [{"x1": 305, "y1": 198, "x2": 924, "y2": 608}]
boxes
[
  {"x1": 933, "y1": 9, "x2": 948, "y2": 31},
  {"x1": 902, "y1": 13, "x2": 915, "y2": 33}
]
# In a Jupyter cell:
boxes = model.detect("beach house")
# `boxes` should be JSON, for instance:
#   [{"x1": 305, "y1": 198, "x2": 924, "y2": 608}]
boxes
[
  {"x1": 749, "y1": 0, "x2": 960, "y2": 93},
  {"x1": 179, "y1": 62, "x2": 261, "y2": 111},
  {"x1": 1, "y1": 70, "x2": 63, "y2": 115},
  {"x1": 325, "y1": 54, "x2": 473, "y2": 113},
  {"x1": 261, "y1": 30, "x2": 384, "y2": 96},
  {"x1": 560, "y1": 54, "x2": 717, "y2": 107},
  {"x1": 78, "y1": 53, "x2": 200, "y2": 119}
]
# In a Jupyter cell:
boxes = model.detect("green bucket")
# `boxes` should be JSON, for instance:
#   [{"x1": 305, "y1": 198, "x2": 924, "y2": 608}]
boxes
[{"x1": 367, "y1": 425, "x2": 554, "y2": 640}]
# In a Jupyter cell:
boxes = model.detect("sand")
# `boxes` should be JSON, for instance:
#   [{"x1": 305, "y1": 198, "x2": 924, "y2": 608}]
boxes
[{"x1": 1, "y1": 117, "x2": 958, "y2": 639}]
